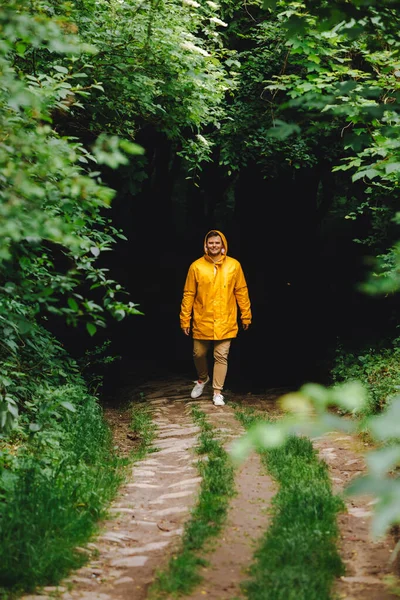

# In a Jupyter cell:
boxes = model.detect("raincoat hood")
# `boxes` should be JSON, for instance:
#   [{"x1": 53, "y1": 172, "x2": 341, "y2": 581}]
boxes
[{"x1": 204, "y1": 230, "x2": 228, "y2": 259}]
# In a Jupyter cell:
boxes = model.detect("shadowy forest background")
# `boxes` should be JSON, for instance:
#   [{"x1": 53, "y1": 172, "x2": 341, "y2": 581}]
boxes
[{"x1": 2, "y1": 0, "x2": 400, "y2": 596}]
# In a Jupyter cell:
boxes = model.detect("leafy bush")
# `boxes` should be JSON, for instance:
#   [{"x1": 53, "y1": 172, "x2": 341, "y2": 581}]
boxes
[
  {"x1": 0, "y1": 1, "x2": 145, "y2": 435},
  {"x1": 332, "y1": 340, "x2": 400, "y2": 413}
]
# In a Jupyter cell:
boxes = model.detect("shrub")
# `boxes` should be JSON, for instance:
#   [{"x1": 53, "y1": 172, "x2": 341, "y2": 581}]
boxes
[{"x1": 332, "y1": 339, "x2": 400, "y2": 413}]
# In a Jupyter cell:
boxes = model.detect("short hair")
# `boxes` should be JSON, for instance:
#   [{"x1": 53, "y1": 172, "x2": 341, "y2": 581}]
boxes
[{"x1": 206, "y1": 231, "x2": 221, "y2": 241}]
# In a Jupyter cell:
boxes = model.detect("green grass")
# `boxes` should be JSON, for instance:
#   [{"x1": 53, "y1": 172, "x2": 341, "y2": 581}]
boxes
[
  {"x1": 234, "y1": 405, "x2": 345, "y2": 600},
  {"x1": 0, "y1": 395, "x2": 156, "y2": 600},
  {"x1": 149, "y1": 403, "x2": 235, "y2": 598},
  {"x1": 130, "y1": 400, "x2": 157, "y2": 459},
  {"x1": 0, "y1": 392, "x2": 125, "y2": 599}
]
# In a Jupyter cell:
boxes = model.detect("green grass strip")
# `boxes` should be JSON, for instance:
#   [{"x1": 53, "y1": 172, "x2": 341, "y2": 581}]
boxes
[
  {"x1": 149, "y1": 403, "x2": 235, "y2": 598},
  {"x1": 130, "y1": 401, "x2": 157, "y2": 459},
  {"x1": 234, "y1": 405, "x2": 345, "y2": 600},
  {"x1": 0, "y1": 395, "x2": 126, "y2": 599}
]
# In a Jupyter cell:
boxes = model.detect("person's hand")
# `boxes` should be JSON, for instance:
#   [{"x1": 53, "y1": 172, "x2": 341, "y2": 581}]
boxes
[
  {"x1": 243, "y1": 323, "x2": 250, "y2": 331},
  {"x1": 182, "y1": 327, "x2": 190, "y2": 336}
]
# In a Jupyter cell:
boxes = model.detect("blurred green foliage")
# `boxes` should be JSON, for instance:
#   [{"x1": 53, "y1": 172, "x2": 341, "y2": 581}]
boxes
[{"x1": 232, "y1": 378, "x2": 400, "y2": 540}]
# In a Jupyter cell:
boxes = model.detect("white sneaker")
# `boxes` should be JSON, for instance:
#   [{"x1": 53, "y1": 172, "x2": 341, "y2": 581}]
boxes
[
  {"x1": 191, "y1": 376, "x2": 210, "y2": 399},
  {"x1": 213, "y1": 393, "x2": 225, "y2": 406}
]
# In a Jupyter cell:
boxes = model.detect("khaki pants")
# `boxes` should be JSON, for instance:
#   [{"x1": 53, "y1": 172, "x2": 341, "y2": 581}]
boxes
[{"x1": 193, "y1": 339, "x2": 232, "y2": 393}]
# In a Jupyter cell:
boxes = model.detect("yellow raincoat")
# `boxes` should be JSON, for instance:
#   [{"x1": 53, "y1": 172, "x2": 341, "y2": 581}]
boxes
[{"x1": 180, "y1": 230, "x2": 252, "y2": 340}]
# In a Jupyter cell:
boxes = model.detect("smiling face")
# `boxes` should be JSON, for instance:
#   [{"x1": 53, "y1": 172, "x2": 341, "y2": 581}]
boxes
[{"x1": 206, "y1": 234, "x2": 224, "y2": 259}]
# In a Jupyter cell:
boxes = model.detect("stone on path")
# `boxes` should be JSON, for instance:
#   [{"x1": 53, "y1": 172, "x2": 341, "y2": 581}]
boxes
[
  {"x1": 341, "y1": 576, "x2": 382, "y2": 585},
  {"x1": 114, "y1": 576, "x2": 134, "y2": 585},
  {"x1": 151, "y1": 505, "x2": 191, "y2": 517},
  {"x1": 126, "y1": 482, "x2": 160, "y2": 488},
  {"x1": 150, "y1": 490, "x2": 194, "y2": 503},
  {"x1": 347, "y1": 507, "x2": 373, "y2": 519},
  {"x1": 109, "y1": 541, "x2": 170, "y2": 556},
  {"x1": 139, "y1": 459, "x2": 160, "y2": 466},
  {"x1": 131, "y1": 519, "x2": 158, "y2": 527},
  {"x1": 168, "y1": 477, "x2": 202, "y2": 487},
  {"x1": 79, "y1": 593, "x2": 113, "y2": 599},
  {"x1": 110, "y1": 555, "x2": 149, "y2": 568},
  {"x1": 132, "y1": 469, "x2": 156, "y2": 476}
]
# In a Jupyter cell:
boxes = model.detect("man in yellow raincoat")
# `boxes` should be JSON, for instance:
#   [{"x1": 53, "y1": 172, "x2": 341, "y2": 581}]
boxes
[{"x1": 180, "y1": 230, "x2": 252, "y2": 406}]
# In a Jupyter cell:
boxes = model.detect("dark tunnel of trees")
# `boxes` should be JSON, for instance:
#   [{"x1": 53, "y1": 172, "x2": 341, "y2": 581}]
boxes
[{"x1": 53, "y1": 151, "x2": 393, "y2": 397}]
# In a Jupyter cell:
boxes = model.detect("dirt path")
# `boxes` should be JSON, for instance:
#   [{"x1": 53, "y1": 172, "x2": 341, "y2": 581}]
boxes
[
  {"x1": 313, "y1": 433, "x2": 400, "y2": 600},
  {"x1": 21, "y1": 380, "x2": 400, "y2": 600},
  {"x1": 184, "y1": 398, "x2": 275, "y2": 600},
  {"x1": 21, "y1": 378, "x2": 274, "y2": 600},
  {"x1": 243, "y1": 394, "x2": 400, "y2": 600}
]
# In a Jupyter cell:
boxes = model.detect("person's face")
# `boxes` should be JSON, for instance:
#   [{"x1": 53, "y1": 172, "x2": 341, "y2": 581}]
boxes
[{"x1": 206, "y1": 235, "x2": 223, "y2": 257}]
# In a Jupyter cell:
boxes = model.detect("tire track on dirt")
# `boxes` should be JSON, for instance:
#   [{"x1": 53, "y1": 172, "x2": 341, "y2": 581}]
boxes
[
  {"x1": 21, "y1": 380, "x2": 202, "y2": 600},
  {"x1": 230, "y1": 391, "x2": 400, "y2": 600},
  {"x1": 313, "y1": 433, "x2": 400, "y2": 600},
  {"x1": 181, "y1": 398, "x2": 276, "y2": 600},
  {"x1": 20, "y1": 378, "x2": 276, "y2": 600},
  {"x1": 22, "y1": 381, "x2": 399, "y2": 600}
]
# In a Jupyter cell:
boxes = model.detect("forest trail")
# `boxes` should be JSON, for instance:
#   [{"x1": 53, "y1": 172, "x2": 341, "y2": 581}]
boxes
[{"x1": 21, "y1": 377, "x2": 399, "y2": 600}]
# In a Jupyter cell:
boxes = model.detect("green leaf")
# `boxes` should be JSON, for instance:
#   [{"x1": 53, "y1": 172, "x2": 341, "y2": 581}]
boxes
[
  {"x1": 59, "y1": 401, "x2": 76, "y2": 412},
  {"x1": 346, "y1": 475, "x2": 394, "y2": 500},
  {"x1": 119, "y1": 139, "x2": 145, "y2": 155},
  {"x1": 15, "y1": 42, "x2": 26, "y2": 56},
  {"x1": 368, "y1": 396, "x2": 400, "y2": 440},
  {"x1": 29, "y1": 423, "x2": 41, "y2": 432},
  {"x1": 114, "y1": 308, "x2": 126, "y2": 321},
  {"x1": 300, "y1": 383, "x2": 329, "y2": 407},
  {"x1": 231, "y1": 422, "x2": 287, "y2": 462},
  {"x1": 15, "y1": 317, "x2": 33, "y2": 335},
  {"x1": 86, "y1": 323, "x2": 97, "y2": 336},
  {"x1": 330, "y1": 380, "x2": 368, "y2": 412},
  {"x1": 267, "y1": 120, "x2": 301, "y2": 139},
  {"x1": 7, "y1": 403, "x2": 18, "y2": 418},
  {"x1": 366, "y1": 446, "x2": 400, "y2": 477},
  {"x1": 372, "y1": 495, "x2": 400, "y2": 539},
  {"x1": 53, "y1": 65, "x2": 69, "y2": 74},
  {"x1": 352, "y1": 169, "x2": 380, "y2": 182},
  {"x1": 385, "y1": 162, "x2": 400, "y2": 175},
  {"x1": 262, "y1": 0, "x2": 277, "y2": 9},
  {"x1": 67, "y1": 297, "x2": 79, "y2": 311}
]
